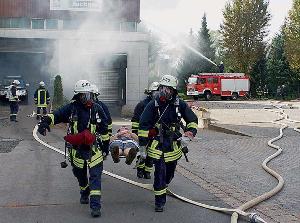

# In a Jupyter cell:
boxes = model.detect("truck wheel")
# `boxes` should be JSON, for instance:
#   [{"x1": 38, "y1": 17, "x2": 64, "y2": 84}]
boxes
[
  {"x1": 204, "y1": 91, "x2": 212, "y2": 101},
  {"x1": 193, "y1": 96, "x2": 199, "y2": 100},
  {"x1": 231, "y1": 92, "x2": 238, "y2": 100}
]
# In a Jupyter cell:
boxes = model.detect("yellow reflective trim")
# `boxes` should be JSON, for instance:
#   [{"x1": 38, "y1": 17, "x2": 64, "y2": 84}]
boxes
[
  {"x1": 90, "y1": 190, "x2": 101, "y2": 196},
  {"x1": 154, "y1": 188, "x2": 166, "y2": 196},
  {"x1": 48, "y1": 114, "x2": 55, "y2": 125},
  {"x1": 165, "y1": 152, "x2": 182, "y2": 162},
  {"x1": 144, "y1": 166, "x2": 153, "y2": 172},
  {"x1": 101, "y1": 134, "x2": 110, "y2": 141},
  {"x1": 132, "y1": 122, "x2": 139, "y2": 128},
  {"x1": 108, "y1": 124, "x2": 113, "y2": 129},
  {"x1": 37, "y1": 89, "x2": 47, "y2": 106},
  {"x1": 90, "y1": 124, "x2": 96, "y2": 134},
  {"x1": 138, "y1": 129, "x2": 149, "y2": 137},
  {"x1": 187, "y1": 122, "x2": 198, "y2": 129},
  {"x1": 137, "y1": 163, "x2": 145, "y2": 168},
  {"x1": 80, "y1": 184, "x2": 89, "y2": 191},
  {"x1": 73, "y1": 121, "x2": 78, "y2": 134}
]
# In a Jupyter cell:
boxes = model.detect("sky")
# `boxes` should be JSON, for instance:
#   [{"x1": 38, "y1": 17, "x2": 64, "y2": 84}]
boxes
[{"x1": 141, "y1": 0, "x2": 293, "y2": 39}]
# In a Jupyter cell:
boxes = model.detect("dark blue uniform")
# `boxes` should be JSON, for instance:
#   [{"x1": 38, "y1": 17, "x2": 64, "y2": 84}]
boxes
[
  {"x1": 95, "y1": 100, "x2": 112, "y2": 137},
  {"x1": 138, "y1": 97, "x2": 198, "y2": 208},
  {"x1": 34, "y1": 87, "x2": 50, "y2": 119},
  {"x1": 48, "y1": 101, "x2": 109, "y2": 211},
  {"x1": 131, "y1": 96, "x2": 154, "y2": 176},
  {"x1": 9, "y1": 85, "x2": 19, "y2": 121}
]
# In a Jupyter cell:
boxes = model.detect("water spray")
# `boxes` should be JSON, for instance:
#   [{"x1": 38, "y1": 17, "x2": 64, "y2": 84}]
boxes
[{"x1": 142, "y1": 19, "x2": 218, "y2": 67}]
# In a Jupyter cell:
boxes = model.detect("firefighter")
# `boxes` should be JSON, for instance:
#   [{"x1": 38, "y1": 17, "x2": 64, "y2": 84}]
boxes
[
  {"x1": 131, "y1": 81, "x2": 159, "y2": 179},
  {"x1": 256, "y1": 85, "x2": 263, "y2": 99},
  {"x1": 138, "y1": 75, "x2": 198, "y2": 212},
  {"x1": 34, "y1": 81, "x2": 50, "y2": 120},
  {"x1": 218, "y1": 61, "x2": 224, "y2": 73},
  {"x1": 37, "y1": 80, "x2": 109, "y2": 218},
  {"x1": 8, "y1": 80, "x2": 20, "y2": 122},
  {"x1": 90, "y1": 84, "x2": 112, "y2": 158}
]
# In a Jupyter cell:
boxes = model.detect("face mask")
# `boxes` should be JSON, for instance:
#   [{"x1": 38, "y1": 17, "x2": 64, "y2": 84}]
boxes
[
  {"x1": 159, "y1": 86, "x2": 174, "y2": 102},
  {"x1": 79, "y1": 93, "x2": 92, "y2": 106}
]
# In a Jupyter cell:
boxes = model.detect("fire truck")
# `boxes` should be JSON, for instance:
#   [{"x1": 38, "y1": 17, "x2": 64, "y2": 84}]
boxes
[{"x1": 186, "y1": 73, "x2": 250, "y2": 100}]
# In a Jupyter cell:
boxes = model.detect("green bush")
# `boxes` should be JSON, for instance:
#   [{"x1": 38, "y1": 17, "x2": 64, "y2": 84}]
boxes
[{"x1": 53, "y1": 75, "x2": 64, "y2": 109}]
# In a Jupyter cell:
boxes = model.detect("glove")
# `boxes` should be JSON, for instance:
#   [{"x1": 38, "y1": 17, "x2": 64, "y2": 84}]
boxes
[
  {"x1": 38, "y1": 116, "x2": 51, "y2": 136},
  {"x1": 139, "y1": 146, "x2": 147, "y2": 159}
]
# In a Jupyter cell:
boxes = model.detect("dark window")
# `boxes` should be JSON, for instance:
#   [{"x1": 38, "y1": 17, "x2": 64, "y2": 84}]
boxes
[
  {"x1": 213, "y1": 78, "x2": 218, "y2": 84},
  {"x1": 198, "y1": 78, "x2": 206, "y2": 84},
  {"x1": 45, "y1": 19, "x2": 58, "y2": 29},
  {"x1": 0, "y1": 18, "x2": 10, "y2": 28},
  {"x1": 32, "y1": 19, "x2": 44, "y2": 29}
]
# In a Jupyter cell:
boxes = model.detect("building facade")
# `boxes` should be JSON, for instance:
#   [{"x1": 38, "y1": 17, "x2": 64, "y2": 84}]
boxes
[{"x1": 0, "y1": 0, "x2": 148, "y2": 110}]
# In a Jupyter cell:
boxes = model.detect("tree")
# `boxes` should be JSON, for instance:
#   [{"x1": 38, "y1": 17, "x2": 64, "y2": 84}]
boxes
[
  {"x1": 53, "y1": 75, "x2": 64, "y2": 108},
  {"x1": 196, "y1": 14, "x2": 216, "y2": 73},
  {"x1": 266, "y1": 33, "x2": 294, "y2": 96},
  {"x1": 221, "y1": 0, "x2": 271, "y2": 75},
  {"x1": 284, "y1": 0, "x2": 300, "y2": 72}
]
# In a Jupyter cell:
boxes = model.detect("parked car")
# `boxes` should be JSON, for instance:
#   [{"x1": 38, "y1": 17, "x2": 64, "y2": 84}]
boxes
[{"x1": 0, "y1": 76, "x2": 29, "y2": 104}]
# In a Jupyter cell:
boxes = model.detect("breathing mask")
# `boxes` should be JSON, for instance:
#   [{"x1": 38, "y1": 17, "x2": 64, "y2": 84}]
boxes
[
  {"x1": 79, "y1": 93, "x2": 93, "y2": 107},
  {"x1": 158, "y1": 86, "x2": 174, "y2": 102}
]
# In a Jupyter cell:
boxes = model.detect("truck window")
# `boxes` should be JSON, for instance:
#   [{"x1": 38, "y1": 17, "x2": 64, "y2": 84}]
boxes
[
  {"x1": 188, "y1": 77, "x2": 197, "y2": 84},
  {"x1": 208, "y1": 78, "x2": 213, "y2": 84},
  {"x1": 213, "y1": 78, "x2": 218, "y2": 84},
  {"x1": 198, "y1": 78, "x2": 206, "y2": 84}
]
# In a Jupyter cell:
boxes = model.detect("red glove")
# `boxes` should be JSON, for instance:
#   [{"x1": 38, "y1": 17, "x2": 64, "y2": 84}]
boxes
[{"x1": 64, "y1": 130, "x2": 96, "y2": 146}]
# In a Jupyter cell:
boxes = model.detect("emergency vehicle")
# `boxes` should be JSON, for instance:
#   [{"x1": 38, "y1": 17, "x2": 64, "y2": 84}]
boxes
[{"x1": 186, "y1": 73, "x2": 250, "y2": 100}]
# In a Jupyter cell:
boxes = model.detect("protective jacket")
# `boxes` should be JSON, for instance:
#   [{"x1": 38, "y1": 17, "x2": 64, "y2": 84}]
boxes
[
  {"x1": 95, "y1": 99, "x2": 112, "y2": 136},
  {"x1": 138, "y1": 96, "x2": 198, "y2": 162},
  {"x1": 48, "y1": 101, "x2": 110, "y2": 154},
  {"x1": 34, "y1": 87, "x2": 50, "y2": 107},
  {"x1": 131, "y1": 95, "x2": 152, "y2": 134},
  {"x1": 8, "y1": 85, "x2": 18, "y2": 102}
]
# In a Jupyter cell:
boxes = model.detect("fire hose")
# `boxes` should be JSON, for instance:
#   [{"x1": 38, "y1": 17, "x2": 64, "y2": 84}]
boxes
[{"x1": 32, "y1": 103, "x2": 294, "y2": 223}]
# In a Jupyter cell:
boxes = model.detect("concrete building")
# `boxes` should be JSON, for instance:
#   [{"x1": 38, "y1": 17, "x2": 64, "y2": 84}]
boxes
[{"x1": 0, "y1": 0, "x2": 149, "y2": 110}]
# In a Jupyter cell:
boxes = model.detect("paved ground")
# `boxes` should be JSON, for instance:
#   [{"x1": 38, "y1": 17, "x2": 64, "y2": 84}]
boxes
[
  {"x1": 0, "y1": 104, "x2": 247, "y2": 223},
  {"x1": 188, "y1": 100, "x2": 300, "y2": 223},
  {"x1": 0, "y1": 100, "x2": 299, "y2": 223}
]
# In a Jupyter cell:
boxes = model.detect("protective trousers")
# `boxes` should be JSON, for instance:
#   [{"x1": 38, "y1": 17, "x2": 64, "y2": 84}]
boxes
[
  {"x1": 9, "y1": 101, "x2": 19, "y2": 121},
  {"x1": 137, "y1": 155, "x2": 153, "y2": 173},
  {"x1": 36, "y1": 107, "x2": 47, "y2": 119},
  {"x1": 153, "y1": 157, "x2": 177, "y2": 207},
  {"x1": 71, "y1": 147, "x2": 103, "y2": 210}
]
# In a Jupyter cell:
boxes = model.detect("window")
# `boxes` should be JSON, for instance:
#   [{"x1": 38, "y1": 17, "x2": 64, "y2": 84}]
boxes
[
  {"x1": 63, "y1": 20, "x2": 80, "y2": 30},
  {"x1": 198, "y1": 78, "x2": 206, "y2": 84},
  {"x1": 45, "y1": 19, "x2": 58, "y2": 29},
  {"x1": 213, "y1": 78, "x2": 218, "y2": 84},
  {"x1": 208, "y1": 78, "x2": 213, "y2": 84},
  {"x1": 188, "y1": 77, "x2": 197, "y2": 84},
  {"x1": 120, "y1": 22, "x2": 137, "y2": 32},
  {"x1": 32, "y1": 19, "x2": 45, "y2": 29},
  {"x1": 0, "y1": 18, "x2": 10, "y2": 28}
]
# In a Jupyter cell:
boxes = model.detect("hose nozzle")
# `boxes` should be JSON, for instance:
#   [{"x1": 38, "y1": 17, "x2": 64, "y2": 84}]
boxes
[{"x1": 249, "y1": 213, "x2": 267, "y2": 223}]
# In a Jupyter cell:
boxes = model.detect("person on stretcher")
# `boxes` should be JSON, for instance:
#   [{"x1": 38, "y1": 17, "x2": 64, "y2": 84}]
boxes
[{"x1": 109, "y1": 126, "x2": 139, "y2": 165}]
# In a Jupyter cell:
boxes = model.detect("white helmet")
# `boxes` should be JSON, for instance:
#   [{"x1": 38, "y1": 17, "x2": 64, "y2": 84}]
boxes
[
  {"x1": 91, "y1": 84, "x2": 99, "y2": 95},
  {"x1": 74, "y1": 80, "x2": 92, "y2": 94},
  {"x1": 149, "y1": 82, "x2": 160, "y2": 91},
  {"x1": 159, "y1": 75, "x2": 178, "y2": 90},
  {"x1": 39, "y1": 81, "x2": 45, "y2": 87},
  {"x1": 12, "y1": 80, "x2": 20, "y2": 85}
]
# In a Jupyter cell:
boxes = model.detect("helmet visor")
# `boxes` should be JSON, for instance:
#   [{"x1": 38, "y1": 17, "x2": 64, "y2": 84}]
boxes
[
  {"x1": 159, "y1": 86, "x2": 174, "y2": 100},
  {"x1": 78, "y1": 93, "x2": 92, "y2": 104}
]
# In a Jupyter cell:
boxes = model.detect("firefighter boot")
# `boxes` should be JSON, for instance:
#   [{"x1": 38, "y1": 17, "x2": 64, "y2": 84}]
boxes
[
  {"x1": 137, "y1": 169, "x2": 144, "y2": 178},
  {"x1": 155, "y1": 205, "x2": 164, "y2": 212},
  {"x1": 91, "y1": 208, "x2": 101, "y2": 218},
  {"x1": 144, "y1": 171, "x2": 151, "y2": 179},
  {"x1": 80, "y1": 195, "x2": 89, "y2": 204}
]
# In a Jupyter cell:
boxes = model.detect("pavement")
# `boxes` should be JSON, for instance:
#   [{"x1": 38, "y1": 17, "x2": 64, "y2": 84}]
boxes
[{"x1": 0, "y1": 104, "x2": 247, "y2": 223}]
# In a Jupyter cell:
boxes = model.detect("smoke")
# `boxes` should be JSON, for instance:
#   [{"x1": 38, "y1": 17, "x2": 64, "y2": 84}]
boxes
[{"x1": 48, "y1": 0, "x2": 126, "y2": 99}]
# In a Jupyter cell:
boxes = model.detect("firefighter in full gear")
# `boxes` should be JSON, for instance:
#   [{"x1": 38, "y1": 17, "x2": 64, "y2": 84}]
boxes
[
  {"x1": 138, "y1": 75, "x2": 198, "y2": 212},
  {"x1": 8, "y1": 80, "x2": 20, "y2": 122},
  {"x1": 34, "y1": 81, "x2": 50, "y2": 120},
  {"x1": 37, "y1": 80, "x2": 110, "y2": 218},
  {"x1": 132, "y1": 81, "x2": 159, "y2": 179}
]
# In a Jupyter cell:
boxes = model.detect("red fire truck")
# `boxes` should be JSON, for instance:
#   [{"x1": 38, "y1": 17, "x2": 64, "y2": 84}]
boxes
[{"x1": 186, "y1": 73, "x2": 250, "y2": 100}]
